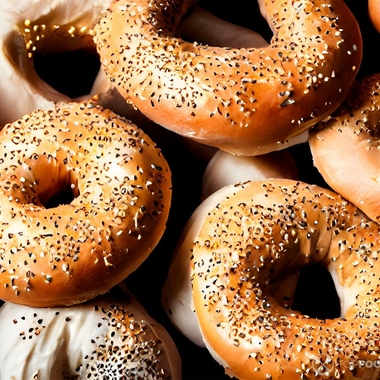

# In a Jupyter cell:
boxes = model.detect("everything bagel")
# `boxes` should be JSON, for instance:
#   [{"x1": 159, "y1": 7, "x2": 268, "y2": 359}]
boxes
[
  {"x1": 94, "y1": 0, "x2": 363, "y2": 156},
  {"x1": 0, "y1": 101, "x2": 171, "y2": 307},
  {"x1": 174, "y1": 178, "x2": 380, "y2": 379}
]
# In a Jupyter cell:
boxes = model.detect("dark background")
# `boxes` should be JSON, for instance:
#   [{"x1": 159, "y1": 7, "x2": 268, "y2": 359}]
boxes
[{"x1": 124, "y1": 1, "x2": 380, "y2": 379}]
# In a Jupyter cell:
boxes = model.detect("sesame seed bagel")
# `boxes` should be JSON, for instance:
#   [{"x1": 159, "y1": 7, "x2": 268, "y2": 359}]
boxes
[
  {"x1": 0, "y1": 101, "x2": 172, "y2": 307},
  {"x1": 185, "y1": 178, "x2": 380, "y2": 379},
  {"x1": 0, "y1": 284, "x2": 181, "y2": 379},
  {"x1": 309, "y1": 74, "x2": 380, "y2": 223},
  {"x1": 94, "y1": 0, "x2": 362, "y2": 156},
  {"x1": 0, "y1": 0, "x2": 146, "y2": 126}
]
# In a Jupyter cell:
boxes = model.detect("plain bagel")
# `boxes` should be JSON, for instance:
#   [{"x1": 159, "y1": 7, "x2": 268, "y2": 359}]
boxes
[
  {"x1": 94, "y1": 0, "x2": 363, "y2": 156},
  {"x1": 0, "y1": 101, "x2": 172, "y2": 307},
  {"x1": 0, "y1": 284, "x2": 181, "y2": 379},
  {"x1": 309, "y1": 73, "x2": 380, "y2": 223},
  {"x1": 176, "y1": 178, "x2": 380, "y2": 379}
]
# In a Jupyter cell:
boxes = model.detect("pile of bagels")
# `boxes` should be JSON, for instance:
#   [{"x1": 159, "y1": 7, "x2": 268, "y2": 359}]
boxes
[{"x1": 0, "y1": 0, "x2": 379, "y2": 379}]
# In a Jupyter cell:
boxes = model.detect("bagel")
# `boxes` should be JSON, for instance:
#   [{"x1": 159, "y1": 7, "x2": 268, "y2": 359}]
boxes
[
  {"x1": 0, "y1": 101, "x2": 172, "y2": 307},
  {"x1": 309, "y1": 73, "x2": 380, "y2": 223},
  {"x1": 94, "y1": 0, "x2": 362, "y2": 156},
  {"x1": 162, "y1": 154, "x2": 299, "y2": 348},
  {"x1": 168, "y1": 178, "x2": 380, "y2": 379},
  {"x1": 369, "y1": 0, "x2": 380, "y2": 33},
  {"x1": 0, "y1": 284, "x2": 181, "y2": 379},
  {"x1": 0, "y1": 0, "x2": 146, "y2": 126}
]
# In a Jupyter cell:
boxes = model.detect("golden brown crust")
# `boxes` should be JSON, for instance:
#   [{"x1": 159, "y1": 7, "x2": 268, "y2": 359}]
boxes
[
  {"x1": 190, "y1": 179, "x2": 380, "y2": 379},
  {"x1": 369, "y1": 0, "x2": 380, "y2": 33},
  {"x1": 94, "y1": 0, "x2": 362, "y2": 156},
  {"x1": 0, "y1": 101, "x2": 172, "y2": 307},
  {"x1": 162, "y1": 148, "x2": 299, "y2": 348},
  {"x1": 309, "y1": 74, "x2": 380, "y2": 222}
]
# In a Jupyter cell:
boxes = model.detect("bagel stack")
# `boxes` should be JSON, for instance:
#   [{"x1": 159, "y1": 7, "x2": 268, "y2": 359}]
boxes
[
  {"x1": 0, "y1": 99, "x2": 180, "y2": 377},
  {"x1": 0, "y1": 0, "x2": 181, "y2": 372},
  {"x1": 0, "y1": 0, "x2": 377, "y2": 379}
]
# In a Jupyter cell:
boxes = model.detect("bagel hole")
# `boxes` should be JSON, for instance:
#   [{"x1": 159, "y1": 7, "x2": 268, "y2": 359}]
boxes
[
  {"x1": 291, "y1": 263, "x2": 341, "y2": 320},
  {"x1": 33, "y1": 49, "x2": 100, "y2": 99},
  {"x1": 5, "y1": 28, "x2": 101, "y2": 100},
  {"x1": 45, "y1": 189, "x2": 76, "y2": 209}
]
